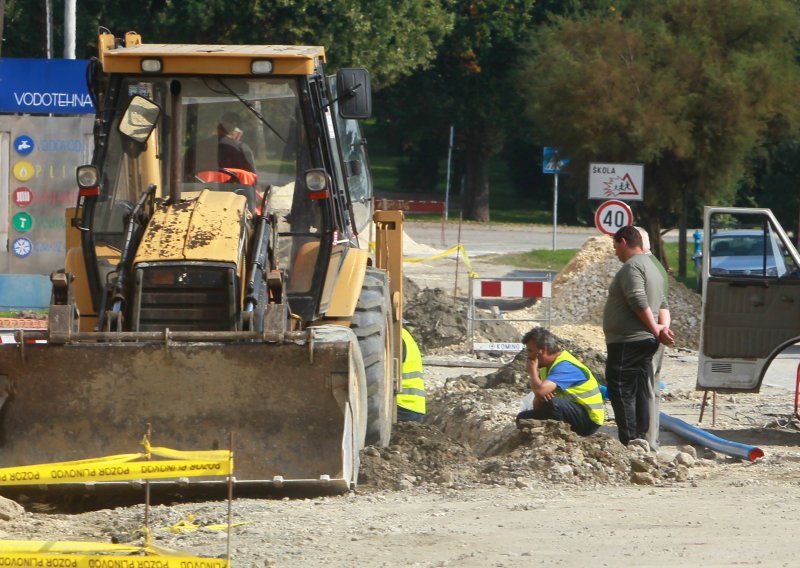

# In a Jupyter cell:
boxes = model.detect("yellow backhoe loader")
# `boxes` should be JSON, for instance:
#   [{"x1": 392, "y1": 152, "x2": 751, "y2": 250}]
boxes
[{"x1": 0, "y1": 30, "x2": 403, "y2": 493}]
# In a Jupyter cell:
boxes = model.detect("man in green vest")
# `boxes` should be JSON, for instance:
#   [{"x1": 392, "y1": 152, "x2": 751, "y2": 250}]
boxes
[
  {"x1": 516, "y1": 327, "x2": 604, "y2": 436},
  {"x1": 397, "y1": 328, "x2": 426, "y2": 422}
]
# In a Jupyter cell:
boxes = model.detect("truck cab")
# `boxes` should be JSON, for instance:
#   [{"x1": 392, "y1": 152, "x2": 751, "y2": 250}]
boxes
[{"x1": 698, "y1": 207, "x2": 800, "y2": 392}]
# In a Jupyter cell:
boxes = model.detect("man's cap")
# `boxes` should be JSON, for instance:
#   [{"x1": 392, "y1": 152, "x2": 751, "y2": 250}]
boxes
[{"x1": 219, "y1": 111, "x2": 243, "y2": 133}]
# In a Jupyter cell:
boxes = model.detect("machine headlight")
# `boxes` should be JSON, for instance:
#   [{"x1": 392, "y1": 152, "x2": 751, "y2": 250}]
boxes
[
  {"x1": 141, "y1": 58, "x2": 163, "y2": 73},
  {"x1": 76, "y1": 165, "x2": 99, "y2": 188},
  {"x1": 305, "y1": 169, "x2": 328, "y2": 192},
  {"x1": 76, "y1": 165, "x2": 100, "y2": 196},
  {"x1": 251, "y1": 59, "x2": 273, "y2": 74}
]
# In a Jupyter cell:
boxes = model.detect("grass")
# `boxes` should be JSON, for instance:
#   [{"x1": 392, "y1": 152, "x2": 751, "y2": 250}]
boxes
[
  {"x1": 485, "y1": 239, "x2": 701, "y2": 292},
  {"x1": 486, "y1": 248, "x2": 579, "y2": 272}
]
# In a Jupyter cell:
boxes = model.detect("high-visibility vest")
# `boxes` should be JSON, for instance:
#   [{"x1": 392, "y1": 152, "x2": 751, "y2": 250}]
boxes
[
  {"x1": 397, "y1": 328, "x2": 425, "y2": 414},
  {"x1": 540, "y1": 350, "x2": 604, "y2": 425}
]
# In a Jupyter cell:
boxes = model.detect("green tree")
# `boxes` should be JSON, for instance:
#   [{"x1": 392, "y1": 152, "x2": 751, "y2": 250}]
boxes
[
  {"x1": 376, "y1": 0, "x2": 535, "y2": 221},
  {"x1": 2, "y1": 0, "x2": 453, "y2": 87},
  {"x1": 520, "y1": 0, "x2": 800, "y2": 273}
]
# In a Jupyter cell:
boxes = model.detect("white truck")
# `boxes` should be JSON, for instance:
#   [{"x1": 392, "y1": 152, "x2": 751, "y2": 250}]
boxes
[{"x1": 698, "y1": 206, "x2": 800, "y2": 392}]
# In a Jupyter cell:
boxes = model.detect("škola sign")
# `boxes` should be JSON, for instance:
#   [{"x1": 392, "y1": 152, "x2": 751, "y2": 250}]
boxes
[{"x1": 0, "y1": 59, "x2": 94, "y2": 114}]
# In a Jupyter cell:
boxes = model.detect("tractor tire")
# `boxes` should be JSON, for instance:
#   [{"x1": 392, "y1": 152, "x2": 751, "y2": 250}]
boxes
[{"x1": 351, "y1": 267, "x2": 394, "y2": 446}]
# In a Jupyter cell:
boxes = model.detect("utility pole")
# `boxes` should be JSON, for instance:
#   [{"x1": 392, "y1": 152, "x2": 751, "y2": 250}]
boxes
[
  {"x1": 64, "y1": 0, "x2": 76, "y2": 58},
  {"x1": 0, "y1": 0, "x2": 6, "y2": 56},
  {"x1": 45, "y1": 0, "x2": 53, "y2": 58}
]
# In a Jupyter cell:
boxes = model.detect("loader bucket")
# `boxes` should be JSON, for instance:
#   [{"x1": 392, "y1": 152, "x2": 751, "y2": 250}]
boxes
[{"x1": 0, "y1": 326, "x2": 366, "y2": 493}]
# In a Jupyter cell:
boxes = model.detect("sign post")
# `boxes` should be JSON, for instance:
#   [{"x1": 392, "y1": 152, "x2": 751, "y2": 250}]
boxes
[
  {"x1": 595, "y1": 199, "x2": 633, "y2": 236},
  {"x1": 543, "y1": 147, "x2": 569, "y2": 250}
]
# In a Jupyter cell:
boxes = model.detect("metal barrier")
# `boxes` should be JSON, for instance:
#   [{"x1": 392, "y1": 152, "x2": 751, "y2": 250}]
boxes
[{"x1": 467, "y1": 274, "x2": 552, "y2": 352}]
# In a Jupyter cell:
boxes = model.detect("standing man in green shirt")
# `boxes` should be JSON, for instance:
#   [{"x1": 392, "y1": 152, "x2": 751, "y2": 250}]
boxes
[
  {"x1": 603, "y1": 226, "x2": 674, "y2": 445},
  {"x1": 635, "y1": 226, "x2": 672, "y2": 450}
]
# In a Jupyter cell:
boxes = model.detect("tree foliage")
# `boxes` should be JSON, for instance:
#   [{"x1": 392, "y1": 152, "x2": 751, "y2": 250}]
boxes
[
  {"x1": 376, "y1": 0, "x2": 536, "y2": 221},
  {"x1": 2, "y1": 0, "x2": 453, "y2": 88},
  {"x1": 520, "y1": 0, "x2": 800, "y2": 267}
]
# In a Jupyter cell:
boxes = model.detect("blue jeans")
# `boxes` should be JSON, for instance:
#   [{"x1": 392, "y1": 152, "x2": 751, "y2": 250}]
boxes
[
  {"x1": 397, "y1": 406, "x2": 424, "y2": 423},
  {"x1": 516, "y1": 397, "x2": 600, "y2": 437}
]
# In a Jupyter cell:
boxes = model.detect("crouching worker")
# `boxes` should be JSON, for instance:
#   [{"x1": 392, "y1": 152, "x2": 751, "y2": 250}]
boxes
[
  {"x1": 516, "y1": 327, "x2": 604, "y2": 436},
  {"x1": 397, "y1": 328, "x2": 426, "y2": 422}
]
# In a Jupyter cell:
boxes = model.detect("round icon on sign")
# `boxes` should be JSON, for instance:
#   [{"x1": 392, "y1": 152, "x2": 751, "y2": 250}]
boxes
[
  {"x1": 595, "y1": 199, "x2": 633, "y2": 236},
  {"x1": 13, "y1": 135, "x2": 34, "y2": 156},
  {"x1": 12, "y1": 237, "x2": 33, "y2": 258},
  {"x1": 12, "y1": 161, "x2": 35, "y2": 182},
  {"x1": 12, "y1": 212, "x2": 33, "y2": 233},
  {"x1": 13, "y1": 187, "x2": 33, "y2": 208}
]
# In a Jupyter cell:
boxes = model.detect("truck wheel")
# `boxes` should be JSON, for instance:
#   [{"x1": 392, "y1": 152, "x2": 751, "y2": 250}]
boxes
[{"x1": 351, "y1": 268, "x2": 394, "y2": 446}]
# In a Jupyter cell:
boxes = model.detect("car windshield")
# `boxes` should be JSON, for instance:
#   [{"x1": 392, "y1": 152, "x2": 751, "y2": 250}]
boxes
[{"x1": 710, "y1": 235, "x2": 769, "y2": 257}]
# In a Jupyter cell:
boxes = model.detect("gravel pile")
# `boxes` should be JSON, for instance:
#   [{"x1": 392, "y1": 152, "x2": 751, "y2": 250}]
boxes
[{"x1": 551, "y1": 236, "x2": 702, "y2": 350}]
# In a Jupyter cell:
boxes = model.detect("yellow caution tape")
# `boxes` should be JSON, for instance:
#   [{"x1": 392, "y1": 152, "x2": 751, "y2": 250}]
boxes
[
  {"x1": 0, "y1": 443, "x2": 233, "y2": 486},
  {"x1": 169, "y1": 514, "x2": 251, "y2": 534},
  {"x1": 403, "y1": 244, "x2": 478, "y2": 278},
  {"x1": 0, "y1": 540, "x2": 229, "y2": 566},
  {"x1": 0, "y1": 551, "x2": 229, "y2": 567},
  {"x1": 0, "y1": 458, "x2": 232, "y2": 486}
]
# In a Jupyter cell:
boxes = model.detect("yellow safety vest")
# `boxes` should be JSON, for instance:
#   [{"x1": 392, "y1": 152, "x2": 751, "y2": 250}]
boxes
[
  {"x1": 540, "y1": 350, "x2": 604, "y2": 425},
  {"x1": 397, "y1": 328, "x2": 426, "y2": 414}
]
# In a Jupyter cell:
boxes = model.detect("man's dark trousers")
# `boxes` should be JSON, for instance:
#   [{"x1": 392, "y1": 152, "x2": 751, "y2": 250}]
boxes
[{"x1": 606, "y1": 338, "x2": 658, "y2": 445}]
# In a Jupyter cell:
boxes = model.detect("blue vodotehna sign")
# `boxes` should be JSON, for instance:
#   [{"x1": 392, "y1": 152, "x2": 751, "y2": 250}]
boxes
[{"x1": 0, "y1": 59, "x2": 94, "y2": 114}]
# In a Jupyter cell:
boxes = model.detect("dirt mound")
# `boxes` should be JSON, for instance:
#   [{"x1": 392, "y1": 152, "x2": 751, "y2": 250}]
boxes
[
  {"x1": 551, "y1": 236, "x2": 701, "y2": 350},
  {"x1": 404, "y1": 286, "x2": 520, "y2": 352}
]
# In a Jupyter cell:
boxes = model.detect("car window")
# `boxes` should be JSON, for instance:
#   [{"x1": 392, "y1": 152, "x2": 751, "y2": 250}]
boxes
[{"x1": 707, "y1": 212, "x2": 794, "y2": 278}]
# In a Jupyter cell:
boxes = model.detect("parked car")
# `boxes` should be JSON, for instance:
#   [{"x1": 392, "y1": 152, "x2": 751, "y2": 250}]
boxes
[{"x1": 708, "y1": 229, "x2": 787, "y2": 277}]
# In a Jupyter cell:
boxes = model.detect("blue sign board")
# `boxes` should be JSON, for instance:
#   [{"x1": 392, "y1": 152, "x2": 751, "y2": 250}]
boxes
[
  {"x1": 543, "y1": 147, "x2": 569, "y2": 174},
  {"x1": 0, "y1": 59, "x2": 94, "y2": 114}
]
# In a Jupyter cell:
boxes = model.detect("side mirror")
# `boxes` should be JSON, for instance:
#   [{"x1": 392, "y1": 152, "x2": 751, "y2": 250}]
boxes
[
  {"x1": 336, "y1": 68, "x2": 372, "y2": 119},
  {"x1": 119, "y1": 95, "x2": 161, "y2": 144}
]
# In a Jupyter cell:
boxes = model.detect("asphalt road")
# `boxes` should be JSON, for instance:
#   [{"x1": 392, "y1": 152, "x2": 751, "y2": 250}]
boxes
[
  {"x1": 404, "y1": 221, "x2": 598, "y2": 256},
  {"x1": 763, "y1": 345, "x2": 800, "y2": 392},
  {"x1": 404, "y1": 220, "x2": 684, "y2": 257}
]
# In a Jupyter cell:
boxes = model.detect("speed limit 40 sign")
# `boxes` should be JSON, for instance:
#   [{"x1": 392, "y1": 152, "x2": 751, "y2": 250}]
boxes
[{"x1": 595, "y1": 199, "x2": 633, "y2": 236}]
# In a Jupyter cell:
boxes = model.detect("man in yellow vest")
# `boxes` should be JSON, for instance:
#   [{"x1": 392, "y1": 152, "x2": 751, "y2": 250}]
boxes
[
  {"x1": 516, "y1": 327, "x2": 604, "y2": 436},
  {"x1": 397, "y1": 328, "x2": 426, "y2": 422}
]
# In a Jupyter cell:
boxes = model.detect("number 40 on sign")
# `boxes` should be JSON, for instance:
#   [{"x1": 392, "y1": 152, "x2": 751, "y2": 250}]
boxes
[{"x1": 594, "y1": 199, "x2": 633, "y2": 236}]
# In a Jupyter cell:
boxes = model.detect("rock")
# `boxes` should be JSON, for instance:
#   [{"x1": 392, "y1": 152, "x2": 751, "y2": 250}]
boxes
[
  {"x1": 395, "y1": 479, "x2": 414, "y2": 491},
  {"x1": 673, "y1": 452, "x2": 695, "y2": 467},
  {"x1": 677, "y1": 445, "x2": 697, "y2": 458},
  {"x1": 436, "y1": 471, "x2": 456, "y2": 484},
  {"x1": 515, "y1": 477, "x2": 531, "y2": 489},
  {"x1": 667, "y1": 465, "x2": 690, "y2": 482},
  {"x1": 630, "y1": 458, "x2": 653, "y2": 474},
  {"x1": 627, "y1": 439, "x2": 651, "y2": 453},
  {"x1": 631, "y1": 472, "x2": 657, "y2": 485},
  {"x1": 0, "y1": 497, "x2": 24, "y2": 521}
]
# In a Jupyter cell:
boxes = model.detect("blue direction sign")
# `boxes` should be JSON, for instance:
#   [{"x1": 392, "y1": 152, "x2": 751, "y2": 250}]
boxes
[{"x1": 543, "y1": 147, "x2": 569, "y2": 174}]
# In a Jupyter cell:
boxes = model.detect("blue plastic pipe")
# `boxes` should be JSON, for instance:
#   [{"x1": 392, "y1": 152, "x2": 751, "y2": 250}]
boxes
[{"x1": 659, "y1": 412, "x2": 764, "y2": 462}]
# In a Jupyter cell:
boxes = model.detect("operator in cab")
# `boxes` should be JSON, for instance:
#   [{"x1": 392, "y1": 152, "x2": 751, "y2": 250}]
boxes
[{"x1": 184, "y1": 111, "x2": 257, "y2": 184}]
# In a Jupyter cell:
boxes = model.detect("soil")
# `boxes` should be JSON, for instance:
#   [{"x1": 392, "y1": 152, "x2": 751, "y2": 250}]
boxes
[{"x1": 1, "y1": 234, "x2": 799, "y2": 567}]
